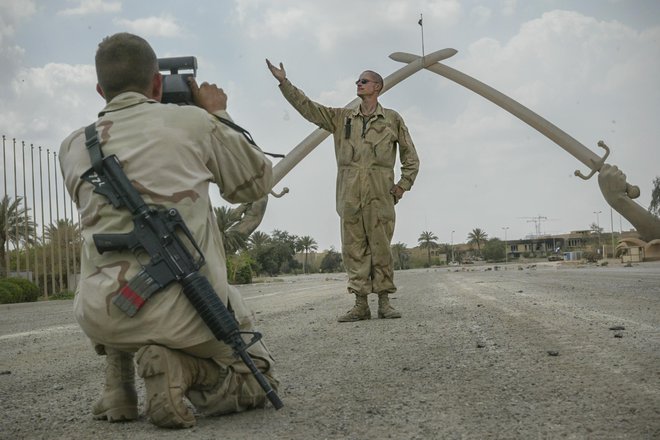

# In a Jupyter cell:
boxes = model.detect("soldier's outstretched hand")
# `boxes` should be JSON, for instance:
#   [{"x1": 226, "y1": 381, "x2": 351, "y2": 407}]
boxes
[{"x1": 266, "y1": 59, "x2": 286, "y2": 84}]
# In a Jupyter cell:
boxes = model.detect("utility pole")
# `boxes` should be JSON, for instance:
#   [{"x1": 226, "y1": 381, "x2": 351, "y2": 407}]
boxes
[
  {"x1": 502, "y1": 227, "x2": 509, "y2": 264},
  {"x1": 451, "y1": 230, "x2": 455, "y2": 263},
  {"x1": 519, "y1": 215, "x2": 548, "y2": 257},
  {"x1": 593, "y1": 210, "x2": 602, "y2": 256},
  {"x1": 526, "y1": 215, "x2": 548, "y2": 237}
]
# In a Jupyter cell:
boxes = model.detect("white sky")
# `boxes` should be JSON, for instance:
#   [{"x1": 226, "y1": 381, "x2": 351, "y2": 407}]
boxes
[{"x1": 1, "y1": 0, "x2": 659, "y2": 250}]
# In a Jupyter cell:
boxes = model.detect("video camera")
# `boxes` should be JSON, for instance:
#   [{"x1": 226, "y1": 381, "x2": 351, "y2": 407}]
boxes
[{"x1": 158, "y1": 56, "x2": 197, "y2": 105}]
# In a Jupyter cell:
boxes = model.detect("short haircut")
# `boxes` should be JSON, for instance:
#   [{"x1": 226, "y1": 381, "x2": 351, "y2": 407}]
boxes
[
  {"x1": 363, "y1": 70, "x2": 383, "y2": 92},
  {"x1": 95, "y1": 33, "x2": 158, "y2": 101}
]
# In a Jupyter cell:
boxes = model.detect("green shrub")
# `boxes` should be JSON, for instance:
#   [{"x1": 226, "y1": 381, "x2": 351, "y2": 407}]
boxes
[
  {"x1": 2, "y1": 277, "x2": 40, "y2": 303},
  {"x1": 233, "y1": 264, "x2": 253, "y2": 285},
  {"x1": 227, "y1": 252, "x2": 255, "y2": 285},
  {"x1": 0, "y1": 280, "x2": 23, "y2": 304},
  {"x1": 0, "y1": 283, "x2": 13, "y2": 303}
]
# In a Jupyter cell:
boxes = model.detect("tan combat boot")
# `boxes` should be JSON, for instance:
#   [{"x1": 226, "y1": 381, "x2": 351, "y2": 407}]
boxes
[
  {"x1": 378, "y1": 293, "x2": 402, "y2": 319},
  {"x1": 136, "y1": 345, "x2": 223, "y2": 429},
  {"x1": 338, "y1": 293, "x2": 371, "y2": 322},
  {"x1": 92, "y1": 348, "x2": 138, "y2": 422}
]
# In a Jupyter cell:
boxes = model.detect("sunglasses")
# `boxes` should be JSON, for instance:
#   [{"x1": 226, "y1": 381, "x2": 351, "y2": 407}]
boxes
[{"x1": 355, "y1": 79, "x2": 374, "y2": 85}]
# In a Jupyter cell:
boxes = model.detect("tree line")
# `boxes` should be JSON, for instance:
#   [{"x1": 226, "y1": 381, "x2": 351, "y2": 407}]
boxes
[
  {"x1": 3, "y1": 129, "x2": 659, "y2": 296},
  {"x1": 0, "y1": 196, "x2": 345, "y2": 294},
  {"x1": 415, "y1": 228, "x2": 498, "y2": 267},
  {"x1": 213, "y1": 206, "x2": 345, "y2": 283},
  {"x1": 1, "y1": 195, "x2": 79, "y2": 297}
]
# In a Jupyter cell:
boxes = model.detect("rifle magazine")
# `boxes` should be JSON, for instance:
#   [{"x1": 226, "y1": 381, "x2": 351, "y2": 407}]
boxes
[{"x1": 113, "y1": 269, "x2": 162, "y2": 317}]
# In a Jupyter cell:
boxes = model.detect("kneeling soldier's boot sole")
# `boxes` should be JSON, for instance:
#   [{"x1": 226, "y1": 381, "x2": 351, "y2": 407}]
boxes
[{"x1": 136, "y1": 345, "x2": 196, "y2": 429}]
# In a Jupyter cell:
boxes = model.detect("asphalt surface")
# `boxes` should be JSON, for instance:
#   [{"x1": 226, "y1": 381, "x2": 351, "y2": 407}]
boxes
[{"x1": 1, "y1": 261, "x2": 659, "y2": 439}]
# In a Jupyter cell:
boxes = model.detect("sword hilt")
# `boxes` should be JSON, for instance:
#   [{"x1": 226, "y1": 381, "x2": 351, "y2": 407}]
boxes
[{"x1": 574, "y1": 141, "x2": 640, "y2": 199}]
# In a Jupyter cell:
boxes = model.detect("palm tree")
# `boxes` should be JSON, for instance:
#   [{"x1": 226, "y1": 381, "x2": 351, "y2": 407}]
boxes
[
  {"x1": 391, "y1": 242, "x2": 409, "y2": 270},
  {"x1": 417, "y1": 231, "x2": 438, "y2": 267},
  {"x1": 467, "y1": 228, "x2": 488, "y2": 257},
  {"x1": 0, "y1": 195, "x2": 36, "y2": 276},
  {"x1": 248, "y1": 231, "x2": 270, "y2": 249},
  {"x1": 44, "y1": 219, "x2": 81, "y2": 247},
  {"x1": 43, "y1": 219, "x2": 81, "y2": 290},
  {"x1": 213, "y1": 205, "x2": 247, "y2": 255},
  {"x1": 296, "y1": 235, "x2": 318, "y2": 273},
  {"x1": 44, "y1": 218, "x2": 81, "y2": 270}
]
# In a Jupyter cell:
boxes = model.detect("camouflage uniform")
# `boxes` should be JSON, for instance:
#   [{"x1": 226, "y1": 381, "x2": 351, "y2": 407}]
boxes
[
  {"x1": 59, "y1": 91, "x2": 276, "y2": 414},
  {"x1": 278, "y1": 80, "x2": 419, "y2": 295}
]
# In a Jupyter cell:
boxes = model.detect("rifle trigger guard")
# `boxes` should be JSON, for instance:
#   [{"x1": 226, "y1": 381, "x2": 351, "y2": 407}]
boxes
[
  {"x1": 270, "y1": 187, "x2": 290, "y2": 198},
  {"x1": 574, "y1": 140, "x2": 609, "y2": 180},
  {"x1": 240, "y1": 331, "x2": 263, "y2": 349}
]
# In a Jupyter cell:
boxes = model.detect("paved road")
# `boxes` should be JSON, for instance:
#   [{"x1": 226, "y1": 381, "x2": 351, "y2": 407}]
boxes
[{"x1": 1, "y1": 262, "x2": 659, "y2": 439}]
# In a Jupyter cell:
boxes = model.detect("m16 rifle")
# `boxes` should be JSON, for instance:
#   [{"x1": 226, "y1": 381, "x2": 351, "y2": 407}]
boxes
[{"x1": 81, "y1": 124, "x2": 283, "y2": 410}]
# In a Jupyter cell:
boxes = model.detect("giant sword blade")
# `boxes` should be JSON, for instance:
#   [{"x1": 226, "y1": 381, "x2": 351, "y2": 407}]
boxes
[{"x1": 389, "y1": 51, "x2": 640, "y2": 199}]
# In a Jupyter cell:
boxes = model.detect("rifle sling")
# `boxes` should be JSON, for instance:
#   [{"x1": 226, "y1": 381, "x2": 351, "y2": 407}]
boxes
[{"x1": 84, "y1": 123, "x2": 104, "y2": 175}]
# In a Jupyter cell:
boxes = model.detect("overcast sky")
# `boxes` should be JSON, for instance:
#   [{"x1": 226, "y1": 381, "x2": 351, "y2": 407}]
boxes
[{"x1": 1, "y1": 0, "x2": 658, "y2": 250}]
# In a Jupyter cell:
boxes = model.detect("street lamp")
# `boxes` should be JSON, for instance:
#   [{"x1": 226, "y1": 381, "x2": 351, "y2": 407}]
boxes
[
  {"x1": 451, "y1": 230, "x2": 455, "y2": 263},
  {"x1": 502, "y1": 227, "x2": 509, "y2": 264}
]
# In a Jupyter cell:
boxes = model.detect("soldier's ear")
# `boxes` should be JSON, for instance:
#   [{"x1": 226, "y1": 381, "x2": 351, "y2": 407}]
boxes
[
  {"x1": 151, "y1": 73, "x2": 163, "y2": 102},
  {"x1": 96, "y1": 84, "x2": 105, "y2": 99}
]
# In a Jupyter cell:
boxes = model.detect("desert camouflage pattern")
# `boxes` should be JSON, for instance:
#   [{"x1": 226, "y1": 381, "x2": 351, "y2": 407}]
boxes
[
  {"x1": 59, "y1": 92, "x2": 273, "y2": 366},
  {"x1": 279, "y1": 80, "x2": 419, "y2": 294}
]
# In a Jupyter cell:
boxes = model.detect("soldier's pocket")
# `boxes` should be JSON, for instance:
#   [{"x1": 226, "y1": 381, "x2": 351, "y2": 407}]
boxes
[
  {"x1": 339, "y1": 201, "x2": 361, "y2": 220},
  {"x1": 372, "y1": 130, "x2": 397, "y2": 164},
  {"x1": 340, "y1": 211, "x2": 363, "y2": 246},
  {"x1": 338, "y1": 142, "x2": 357, "y2": 165},
  {"x1": 377, "y1": 198, "x2": 396, "y2": 224}
]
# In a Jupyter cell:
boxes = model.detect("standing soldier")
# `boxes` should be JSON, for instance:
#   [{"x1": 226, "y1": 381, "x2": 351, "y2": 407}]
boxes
[{"x1": 266, "y1": 59, "x2": 420, "y2": 322}]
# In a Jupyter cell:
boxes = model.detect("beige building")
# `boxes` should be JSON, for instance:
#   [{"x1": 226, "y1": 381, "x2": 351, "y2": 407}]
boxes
[{"x1": 407, "y1": 229, "x2": 640, "y2": 264}]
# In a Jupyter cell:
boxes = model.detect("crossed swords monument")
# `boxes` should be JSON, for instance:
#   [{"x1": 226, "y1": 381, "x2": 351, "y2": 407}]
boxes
[{"x1": 229, "y1": 48, "x2": 660, "y2": 261}]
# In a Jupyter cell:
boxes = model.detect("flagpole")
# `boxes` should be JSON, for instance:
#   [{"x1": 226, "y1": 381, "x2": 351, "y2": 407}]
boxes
[
  {"x1": 13, "y1": 138, "x2": 19, "y2": 274},
  {"x1": 31, "y1": 144, "x2": 39, "y2": 287},
  {"x1": 418, "y1": 14, "x2": 425, "y2": 58},
  {"x1": 22, "y1": 141, "x2": 29, "y2": 275},
  {"x1": 2, "y1": 135, "x2": 8, "y2": 276}
]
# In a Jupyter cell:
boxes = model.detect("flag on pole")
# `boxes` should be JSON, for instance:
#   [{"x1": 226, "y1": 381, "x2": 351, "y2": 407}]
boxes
[{"x1": 418, "y1": 13, "x2": 425, "y2": 57}]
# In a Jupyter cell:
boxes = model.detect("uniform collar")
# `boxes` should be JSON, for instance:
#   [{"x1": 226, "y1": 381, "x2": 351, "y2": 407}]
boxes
[
  {"x1": 351, "y1": 102, "x2": 384, "y2": 118},
  {"x1": 98, "y1": 91, "x2": 157, "y2": 117}
]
